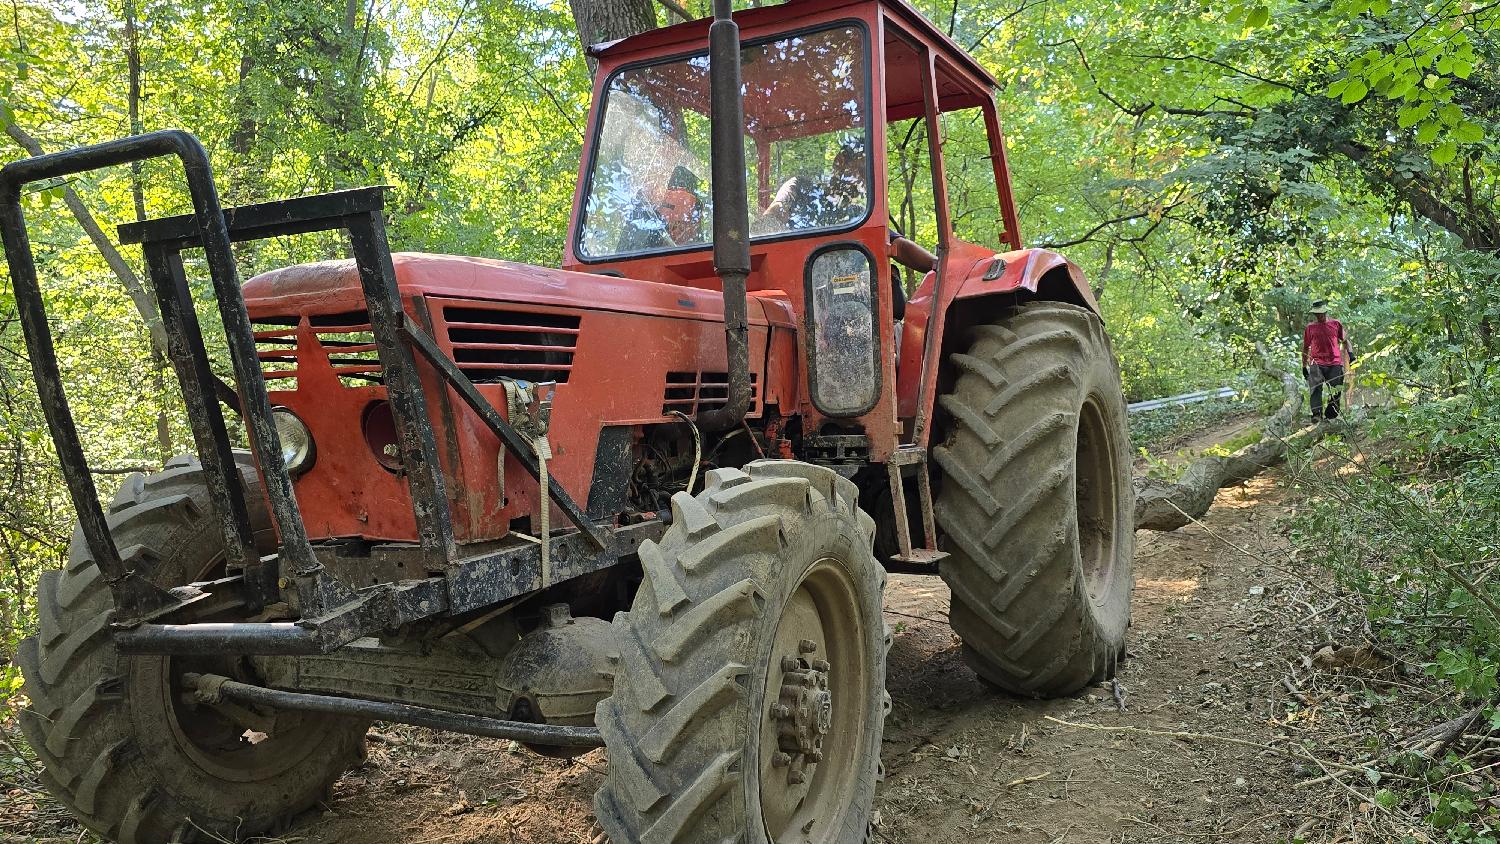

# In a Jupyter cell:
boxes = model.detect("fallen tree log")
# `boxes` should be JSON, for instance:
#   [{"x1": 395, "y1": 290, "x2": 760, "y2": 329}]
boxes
[{"x1": 1133, "y1": 345, "x2": 1329, "y2": 531}]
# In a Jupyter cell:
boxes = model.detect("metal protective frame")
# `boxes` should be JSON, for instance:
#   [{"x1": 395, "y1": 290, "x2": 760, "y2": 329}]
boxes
[{"x1": 0, "y1": 129, "x2": 611, "y2": 643}]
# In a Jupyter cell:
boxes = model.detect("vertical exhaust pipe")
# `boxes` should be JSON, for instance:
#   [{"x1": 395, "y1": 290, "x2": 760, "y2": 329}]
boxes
[{"x1": 697, "y1": 0, "x2": 752, "y2": 432}]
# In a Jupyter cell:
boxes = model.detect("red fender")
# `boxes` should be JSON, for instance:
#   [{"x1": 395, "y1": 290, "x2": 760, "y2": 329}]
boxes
[{"x1": 896, "y1": 241, "x2": 1100, "y2": 435}]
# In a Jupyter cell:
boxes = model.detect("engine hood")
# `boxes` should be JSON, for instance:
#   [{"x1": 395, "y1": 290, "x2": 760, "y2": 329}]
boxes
[{"x1": 243, "y1": 252, "x2": 778, "y2": 325}]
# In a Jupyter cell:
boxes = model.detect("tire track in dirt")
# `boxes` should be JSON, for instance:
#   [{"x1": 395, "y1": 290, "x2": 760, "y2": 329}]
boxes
[
  {"x1": 6, "y1": 429, "x2": 1312, "y2": 843},
  {"x1": 873, "y1": 475, "x2": 1303, "y2": 842},
  {"x1": 289, "y1": 473, "x2": 1309, "y2": 844}
]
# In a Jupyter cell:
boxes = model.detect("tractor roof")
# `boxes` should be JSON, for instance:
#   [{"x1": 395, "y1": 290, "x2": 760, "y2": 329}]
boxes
[{"x1": 589, "y1": 0, "x2": 998, "y2": 93}]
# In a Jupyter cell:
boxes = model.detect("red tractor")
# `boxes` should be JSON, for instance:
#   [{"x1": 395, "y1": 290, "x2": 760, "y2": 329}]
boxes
[{"x1": 1, "y1": 0, "x2": 1133, "y2": 840}]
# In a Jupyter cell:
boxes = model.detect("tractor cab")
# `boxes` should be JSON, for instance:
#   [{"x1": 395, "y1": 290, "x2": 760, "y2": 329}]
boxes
[{"x1": 563, "y1": 0, "x2": 1041, "y2": 462}]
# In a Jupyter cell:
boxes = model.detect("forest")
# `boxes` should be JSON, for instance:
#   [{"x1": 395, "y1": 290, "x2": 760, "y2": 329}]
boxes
[{"x1": 0, "y1": 0, "x2": 1497, "y2": 840}]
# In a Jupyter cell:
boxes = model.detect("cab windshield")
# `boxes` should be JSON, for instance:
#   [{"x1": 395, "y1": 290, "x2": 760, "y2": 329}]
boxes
[{"x1": 578, "y1": 24, "x2": 871, "y2": 260}]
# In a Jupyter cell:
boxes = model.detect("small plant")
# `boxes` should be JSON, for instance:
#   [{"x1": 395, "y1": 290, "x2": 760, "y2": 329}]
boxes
[{"x1": 1289, "y1": 380, "x2": 1500, "y2": 840}]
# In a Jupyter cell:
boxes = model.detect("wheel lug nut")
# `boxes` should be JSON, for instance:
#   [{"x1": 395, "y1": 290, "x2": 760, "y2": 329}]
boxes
[
  {"x1": 772, "y1": 752, "x2": 792, "y2": 768},
  {"x1": 799, "y1": 639, "x2": 818, "y2": 653},
  {"x1": 781, "y1": 656, "x2": 801, "y2": 672}
]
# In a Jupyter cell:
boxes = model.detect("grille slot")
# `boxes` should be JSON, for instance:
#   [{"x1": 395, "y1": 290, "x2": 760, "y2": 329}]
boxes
[
  {"x1": 442, "y1": 306, "x2": 580, "y2": 384},
  {"x1": 662, "y1": 371, "x2": 760, "y2": 416},
  {"x1": 313, "y1": 311, "x2": 383, "y2": 387},
  {"x1": 253, "y1": 316, "x2": 299, "y2": 390}
]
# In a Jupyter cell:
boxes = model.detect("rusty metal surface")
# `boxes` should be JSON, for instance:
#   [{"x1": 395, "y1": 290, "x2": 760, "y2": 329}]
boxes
[
  {"x1": 184, "y1": 672, "x2": 605, "y2": 748},
  {"x1": 400, "y1": 314, "x2": 609, "y2": 551}
]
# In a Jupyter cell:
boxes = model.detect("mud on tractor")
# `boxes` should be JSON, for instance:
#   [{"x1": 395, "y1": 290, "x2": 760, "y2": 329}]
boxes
[{"x1": 1, "y1": 0, "x2": 1133, "y2": 840}]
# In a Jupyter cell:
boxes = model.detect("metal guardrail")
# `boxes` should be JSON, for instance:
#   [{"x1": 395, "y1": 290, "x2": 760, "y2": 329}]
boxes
[{"x1": 1127, "y1": 385, "x2": 1239, "y2": 414}]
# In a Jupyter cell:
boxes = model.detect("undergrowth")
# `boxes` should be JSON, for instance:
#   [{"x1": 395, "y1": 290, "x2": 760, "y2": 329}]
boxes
[
  {"x1": 1129, "y1": 393, "x2": 1263, "y2": 454},
  {"x1": 1288, "y1": 382, "x2": 1500, "y2": 842}
]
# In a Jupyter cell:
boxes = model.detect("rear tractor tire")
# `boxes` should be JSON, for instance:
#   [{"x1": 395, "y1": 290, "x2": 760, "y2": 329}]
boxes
[
  {"x1": 17, "y1": 453, "x2": 368, "y2": 843},
  {"x1": 594, "y1": 460, "x2": 889, "y2": 844},
  {"x1": 934, "y1": 301, "x2": 1135, "y2": 697}
]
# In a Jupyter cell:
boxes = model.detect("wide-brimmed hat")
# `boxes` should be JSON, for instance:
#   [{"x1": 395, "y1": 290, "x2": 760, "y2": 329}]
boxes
[{"x1": 1310, "y1": 299, "x2": 1328, "y2": 314}]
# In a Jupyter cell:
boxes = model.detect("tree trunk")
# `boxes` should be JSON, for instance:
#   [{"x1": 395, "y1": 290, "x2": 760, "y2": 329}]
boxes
[
  {"x1": 1133, "y1": 344, "x2": 1330, "y2": 531},
  {"x1": 122, "y1": 0, "x2": 174, "y2": 464},
  {"x1": 569, "y1": 0, "x2": 658, "y2": 75}
]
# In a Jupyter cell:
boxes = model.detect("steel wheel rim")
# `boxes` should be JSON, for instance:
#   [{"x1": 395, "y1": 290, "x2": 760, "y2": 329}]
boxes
[
  {"x1": 152, "y1": 556, "x2": 327, "y2": 781},
  {"x1": 1076, "y1": 395, "x2": 1120, "y2": 606},
  {"x1": 759, "y1": 556, "x2": 870, "y2": 842}
]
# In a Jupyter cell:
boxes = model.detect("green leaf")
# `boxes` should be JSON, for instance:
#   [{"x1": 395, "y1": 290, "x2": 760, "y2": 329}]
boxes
[
  {"x1": 1452, "y1": 60, "x2": 1474, "y2": 79},
  {"x1": 1398, "y1": 103, "x2": 1432, "y2": 128},
  {"x1": 1326, "y1": 79, "x2": 1350, "y2": 98},
  {"x1": 1438, "y1": 103, "x2": 1464, "y2": 126},
  {"x1": 1369, "y1": 0, "x2": 1390, "y2": 14},
  {"x1": 1432, "y1": 142, "x2": 1457, "y2": 165},
  {"x1": 1454, "y1": 122, "x2": 1484, "y2": 144},
  {"x1": 1246, "y1": 5, "x2": 1270, "y2": 27},
  {"x1": 1375, "y1": 789, "x2": 1399, "y2": 809},
  {"x1": 1417, "y1": 120, "x2": 1442, "y2": 143},
  {"x1": 1340, "y1": 79, "x2": 1368, "y2": 104}
]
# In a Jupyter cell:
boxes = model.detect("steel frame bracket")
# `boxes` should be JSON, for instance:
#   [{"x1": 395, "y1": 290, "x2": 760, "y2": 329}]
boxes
[{"x1": 885, "y1": 447, "x2": 948, "y2": 568}]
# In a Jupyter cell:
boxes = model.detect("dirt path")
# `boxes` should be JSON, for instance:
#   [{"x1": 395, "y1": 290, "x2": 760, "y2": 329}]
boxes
[
  {"x1": 284, "y1": 474, "x2": 1314, "y2": 844},
  {"x1": 876, "y1": 476, "x2": 1303, "y2": 843},
  {"x1": 6, "y1": 444, "x2": 1339, "y2": 843}
]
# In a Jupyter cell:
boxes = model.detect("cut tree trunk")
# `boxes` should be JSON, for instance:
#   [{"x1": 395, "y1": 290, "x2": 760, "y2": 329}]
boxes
[{"x1": 1134, "y1": 345, "x2": 1328, "y2": 531}]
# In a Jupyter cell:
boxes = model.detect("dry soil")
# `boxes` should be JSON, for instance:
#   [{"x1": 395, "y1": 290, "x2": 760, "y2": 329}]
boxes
[{"x1": 7, "y1": 453, "x2": 1352, "y2": 843}]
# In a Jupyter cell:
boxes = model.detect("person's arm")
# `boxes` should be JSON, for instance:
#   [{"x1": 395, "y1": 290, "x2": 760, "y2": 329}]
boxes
[
  {"x1": 890, "y1": 234, "x2": 937, "y2": 272},
  {"x1": 1301, "y1": 326, "x2": 1311, "y2": 377},
  {"x1": 1341, "y1": 326, "x2": 1355, "y2": 364}
]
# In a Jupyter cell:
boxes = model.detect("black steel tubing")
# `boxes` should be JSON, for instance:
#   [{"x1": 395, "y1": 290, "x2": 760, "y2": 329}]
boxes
[
  {"x1": 0, "y1": 130, "x2": 303, "y2": 596},
  {"x1": 186, "y1": 673, "x2": 605, "y2": 748},
  {"x1": 116, "y1": 622, "x2": 324, "y2": 655},
  {"x1": 348, "y1": 209, "x2": 456, "y2": 563},
  {"x1": 144, "y1": 245, "x2": 261, "y2": 583},
  {"x1": 698, "y1": 0, "x2": 753, "y2": 433}
]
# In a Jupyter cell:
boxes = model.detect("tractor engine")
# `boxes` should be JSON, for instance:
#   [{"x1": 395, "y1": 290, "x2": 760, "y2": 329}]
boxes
[{"x1": 244, "y1": 252, "x2": 788, "y2": 547}]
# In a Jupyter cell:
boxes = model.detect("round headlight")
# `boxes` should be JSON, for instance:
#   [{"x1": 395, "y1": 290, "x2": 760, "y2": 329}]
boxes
[{"x1": 272, "y1": 408, "x2": 315, "y2": 474}]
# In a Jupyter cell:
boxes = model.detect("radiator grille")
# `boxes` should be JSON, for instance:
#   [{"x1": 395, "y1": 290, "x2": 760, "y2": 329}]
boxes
[
  {"x1": 442, "y1": 306, "x2": 580, "y2": 384},
  {"x1": 662, "y1": 371, "x2": 761, "y2": 416},
  {"x1": 253, "y1": 311, "x2": 384, "y2": 388},
  {"x1": 252, "y1": 316, "x2": 299, "y2": 390},
  {"x1": 313, "y1": 311, "x2": 383, "y2": 387}
]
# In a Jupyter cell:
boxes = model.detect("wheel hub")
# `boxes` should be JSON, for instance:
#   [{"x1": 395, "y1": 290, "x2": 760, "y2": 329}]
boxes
[{"x1": 770, "y1": 638, "x2": 832, "y2": 785}]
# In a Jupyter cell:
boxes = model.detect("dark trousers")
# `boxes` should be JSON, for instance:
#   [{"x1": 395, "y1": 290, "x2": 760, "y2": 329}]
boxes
[{"x1": 1308, "y1": 363, "x2": 1344, "y2": 420}]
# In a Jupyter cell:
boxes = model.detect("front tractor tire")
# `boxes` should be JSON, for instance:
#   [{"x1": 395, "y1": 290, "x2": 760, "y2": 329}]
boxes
[
  {"x1": 594, "y1": 461, "x2": 889, "y2": 844},
  {"x1": 934, "y1": 301, "x2": 1135, "y2": 698},
  {"x1": 17, "y1": 453, "x2": 368, "y2": 844}
]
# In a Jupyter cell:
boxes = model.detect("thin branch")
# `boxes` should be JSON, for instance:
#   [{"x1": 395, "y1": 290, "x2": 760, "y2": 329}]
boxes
[
  {"x1": 1066, "y1": 39, "x2": 1256, "y2": 119},
  {"x1": 1040, "y1": 188, "x2": 1188, "y2": 249},
  {"x1": 1044, "y1": 717, "x2": 1418, "y2": 783},
  {"x1": 403, "y1": 0, "x2": 476, "y2": 108},
  {"x1": 1124, "y1": 51, "x2": 1306, "y2": 95},
  {"x1": 655, "y1": 0, "x2": 693, "y2": 23}
]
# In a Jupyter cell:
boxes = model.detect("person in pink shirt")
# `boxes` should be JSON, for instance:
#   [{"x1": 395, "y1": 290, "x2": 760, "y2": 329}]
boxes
[{"x1": 1301, "y1": 299, "x2": 1355, "y2": 421}]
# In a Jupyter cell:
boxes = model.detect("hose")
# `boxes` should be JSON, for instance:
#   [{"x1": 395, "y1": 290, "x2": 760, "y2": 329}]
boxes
[{"x1": 668, "y1": 410, "x2": 701, "y2": 494}]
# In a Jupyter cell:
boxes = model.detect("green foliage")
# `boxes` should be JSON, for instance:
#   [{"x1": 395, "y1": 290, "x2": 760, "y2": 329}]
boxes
[
  {"x1": 1290, "y1": 384, "x2": 1500, "y2": 839},
  {"x1": 1322, "y1": 0, "x2": 1493, "y2": 157}
]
